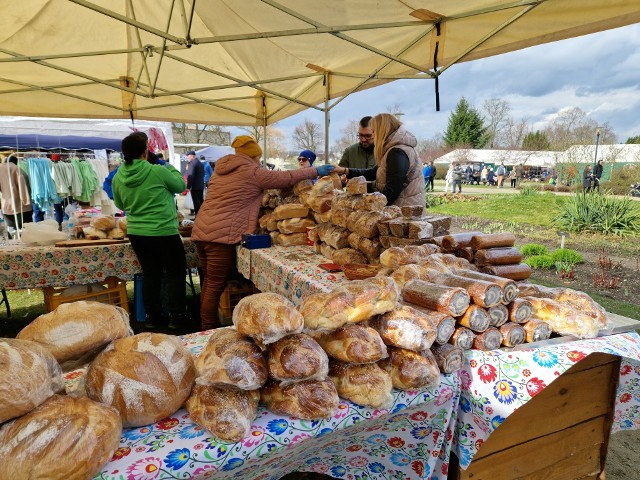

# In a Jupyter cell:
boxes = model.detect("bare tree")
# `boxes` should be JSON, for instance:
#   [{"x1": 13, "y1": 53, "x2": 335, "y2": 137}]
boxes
[
  {"x1": 544, "y1": 107, "x2": 616, "y2": 150},
  {"x1": 386, "y1": 103, "x2": 404, "y2": 119},
  {"x1": 332, "y1": 119, "x2": 359, "y2": 157},
  {"x1": 481, "y1": 98, "x2": 511, "y2": 148},
  {"x1": 172, "y1": 123, "x2": 230, "y2": 145},
  {"x1": 502, "y1": 117, "x2": 530, "y2": 149},
  {"x1": 416, "y1": 135, "x2": 446, "y2": 163},
  {"x1": 239, "y1": 125, "x2": 265, "y2": 144},
  {"x1": 292, "y1": 118, "x2": 324, "y2": 152},
  {"x1": 267, "y1": 126, "x2": 288, "y2": 160}
]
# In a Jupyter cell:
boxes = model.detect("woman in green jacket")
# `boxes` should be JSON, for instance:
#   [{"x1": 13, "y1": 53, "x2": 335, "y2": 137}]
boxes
[{"x1": 112, "y1": 133, "x2": 187, "y2": 330}]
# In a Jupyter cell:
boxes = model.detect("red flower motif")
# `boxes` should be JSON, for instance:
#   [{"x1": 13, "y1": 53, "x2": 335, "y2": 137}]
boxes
[
  {"x1": 522, "y1": 369, "x2": 531, "y2": 377},
  {"x1": 621, "y1": 365, "x2": 633, "y2": 375},
  {"x1": 441, "y1": 463, "x2": 449, "y2": 475},
  {"x1": 620, "y1": 393, "x2": 632, "y2": 403},
  {"x1": 51, "y1": 269, "x2": 58, "y2": 275},
  {"x1": 432, "y1": 431, "x2": 440, "y2": 443},
  {"x1": 156, "y1": 417, "x2": 179, "y2": 430},
  {"x1": 477, "y1": 364, "x2": 497, "y2": 384},
  {"x1": 475, "y1": 439, "x2": 484, "y2": 451},
  {"x1": 411, "y1": 461, "x2": 424, "y2": 477},
  {"x1": 526, "y1": 377, "x2": 547, "y2": 397},
  {"x1": 566, "y1": 350, "x2": 587, "y2": 362},
  {"x1": 410, "y1": 411, "x2": 428, "y2": 422},
  {"x1": 469, "y1": 359, "x2": 477, "y2": 368},
  {"x1": 111, "y1": 446, "x2": 131, "y2": 460},
  {"x1": 345, "y1": 445, "x2": 362, "y2": 452},
  {"x1": 387, "y1": 437, "x2": 405, "y2": 448}
]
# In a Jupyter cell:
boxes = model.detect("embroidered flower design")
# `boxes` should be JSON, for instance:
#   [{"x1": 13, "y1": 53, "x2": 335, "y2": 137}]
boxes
[
  {"x1": 525, "y1": 377, "x2": 547, "y2": 397},
  {"x1": 493, "y1": 380, "x2": 518, "y2": 404},
  {"x1": 477, "y1": 364, "x2": 497, "y2": 383},
  {"x1": 126, "y1": 457, "x2": 162, "y2": 480}
]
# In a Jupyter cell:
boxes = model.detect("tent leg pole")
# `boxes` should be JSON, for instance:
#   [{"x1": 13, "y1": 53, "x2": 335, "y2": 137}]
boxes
[
  {"x1": 324, "y1": 72, "x2": 330, "y2": 164},
  {"x1": 262, "y1": 96, "x2": 268, "y2": 165}
]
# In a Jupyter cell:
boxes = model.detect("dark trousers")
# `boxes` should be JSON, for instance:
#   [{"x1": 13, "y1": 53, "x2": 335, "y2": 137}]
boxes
[
  {"x1": 128, "y1": 234, "x2": 187, "y2": 323},
  {"x1": 196, "y1": 242, "x2": 237, "y2": 330},
  {"x1": 4, "y1": 211, "x2": 33, "y2": 229},
  {"x1": 428, "y1": 176, "x2": 435, "y2": 191},
  {"x1": 191, "y1": 189, "x2": 204, "y2": 215},
  {"x1": 452, "y1": 179, "x2": 462, "y2": 193},
  {"x1": 510, "y1": 178, "x2": 517, "y2": 188}
]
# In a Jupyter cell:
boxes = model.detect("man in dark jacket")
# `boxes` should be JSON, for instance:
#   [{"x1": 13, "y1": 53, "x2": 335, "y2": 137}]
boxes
[
  {"x1": 186, "y1": 150, "x2": 205, "y2": 214},
  {"x1": 593, "y1": 160, "x2": 604, "y2": 192},
  {"x1": 428, "y1": 161, "x2": 436, "y2": 191}
]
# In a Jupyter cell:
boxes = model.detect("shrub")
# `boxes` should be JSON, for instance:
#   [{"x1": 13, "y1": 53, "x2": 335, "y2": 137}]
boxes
[
  {"x1": 554, "y1": 184, "x2": 573, "y2": 193},
  {"x1": 523, "y1": 254, "x2": 555, "y2": 269},
  {"x1": 425, "y1": 194, "x2": 445, "y2": 208},
  {"x1": 519, "y1": 185, "x2": 540, "y2": 196},
  {"x1": 520, "y1": 243, "x2": 548, "y2": 257},
  {"x1": 551, "y1": 248, "x2": 584, "y2": 265},
  {"x1": 600, "y1": 164, "x2": 640, "y2": 196},
  {"x1": 553, "y1": 191, "x2": 640, "y2": 236}
]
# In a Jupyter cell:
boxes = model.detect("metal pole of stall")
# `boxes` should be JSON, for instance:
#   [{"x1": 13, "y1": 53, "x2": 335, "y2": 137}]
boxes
[{"x1": 324, "y1": 72, "x2": 330, "y2": 164}]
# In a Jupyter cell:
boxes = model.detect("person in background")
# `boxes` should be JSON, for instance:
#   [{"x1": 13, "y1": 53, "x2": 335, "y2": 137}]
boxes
[
  {"x1": 444, "y1": 164, "x2": 454, "y2": 193},
  {"x1": 112, "y1": 133, "x2": 187, "y2": 331},
  {"x1": 332, "y1": 113, "x2": 424, "y2": 207},
  {"x1": 515, "y1": 163, "x2": 524, "y2": 186},
  {"x1": 192, "y1": 136, "x2": 334, "y2": 331},
  {"x1": 339, "y1": 116, "x2": 376, "y2": 169},
  {"x1": 452, "y1": 162, "x2": 464, "y2": 193},
  {"x1": 583, "y1": 165, "x2": 594, "y2": 192},
  {"x1": 428, "y1": 161, "x2": 436, "y2": 191},
  {"x1": 202, "y1": 156, "x2": 214, "y2": 198},
  {"x1": 297, "y1": 149, "x2": 316, "y2": 169},
  {"x1": 594, "y1": 159, "x2": 604, "y2": 192},
  {"x1": 496, "y1": 162, "x2": 506, "y2": 188},
  {"x1": 422, "y1": 161, "x2": 432, "y2": 189},
  {"x1": 481, "y1": 165, "x2": 488, "y2": 185},
  {"x1": 186, "y1": 150, "x2": 205, "y2": 215},
  {"x1": 103, "y1": 145, "x2": 165, "y2": 200},
  {"x1": 487, "y1": 168, "x2": 496, "y2": 186},
  {"x1": 0, "y1": 154, "x2": 33, "y2": 230},
  {"x1": 509, "y1": 167, "x2": 518, "y2": 188},
  {"x1": 465, "y1": 165, "x2": 473, "y2": 184}
]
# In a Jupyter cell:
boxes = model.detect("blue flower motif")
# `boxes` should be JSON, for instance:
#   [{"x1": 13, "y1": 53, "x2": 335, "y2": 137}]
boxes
[
  {"x1": 459, "y1": 446, "x2": 472, "y2": 466},
  {"x1": 491, "y1": 415, "x2": 506, "y2": 429},
  {"x1": 620, "y1": 420, "x2": 633, "y2": 429},
  {"x1": 178, "y1": 424, "x2": 204, "y2": 439},
  {"x1": 532, "y1": 350, "x2": 558, "y2": 368},
  {"x1": 370, "y1": 462, "x2": 385, "y2": 473},
  {"x1": 267, "y1": 443, "x2": 277, "y2": 452},
  {"x1": 306, "y1": 457, "x2": 322, "y2": 465},
  {"x1": 391, "y1": 403, "x2": 406, "y2": 413},
  {"x1": 493, "y1": 380, "x2": 518, "y2": 404},
  {"x1": 216, "y1": 445, "x2": 228, "y2": 457},
  {"x1": 266, "y1": 419, "x2": 289, "y2": 435},
  {"x1": 390, "y1": 453, "x2": 411, "y2": 466},
  {"x1": 460, "y1": 396, "x2": 471, "y2": 413},
  {"x1": 411, "y1": 426, "x2": 432, "y2": 439},
  {"x1": 295, "y1": 287, "x2": 302, "y2": 298},
  {"x1": 325, "y1": 445, "x2": 343, "y2": 454},
  {"x1": 365, "y1": 434, "x2": 387, "y2": 445},
  {"x1": 122, "y1": 427, "x2": 152, "y2": 441},
  {"x1": 317, "y1": 427, "x2": 333, "y2": 437},
  {"x1": 221, "y1": 458, "x2": 244, "y2": 471},
  {"x1": 165, "y1": 448, "x2": 190, "y2": 470},
  {"x1": 330, "y1": 466, "x2": 347, "y2": 477}
]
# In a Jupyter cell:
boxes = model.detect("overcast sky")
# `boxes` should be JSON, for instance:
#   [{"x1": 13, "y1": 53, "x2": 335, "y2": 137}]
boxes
[{"x1": 232, "y1": 22, "x2": 640, "y2": 150}]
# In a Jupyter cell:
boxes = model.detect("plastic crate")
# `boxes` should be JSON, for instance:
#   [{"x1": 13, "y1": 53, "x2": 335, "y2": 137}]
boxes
[
  {"x1": 43, "y1": 276, "x2": 130, "y2": 313},
  {"x1": 218, "y1": 279, "x2": 258, "y2": 323}
]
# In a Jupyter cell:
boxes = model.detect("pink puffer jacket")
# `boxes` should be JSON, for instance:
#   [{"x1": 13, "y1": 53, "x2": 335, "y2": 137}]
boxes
[{"x1": 191, "y1": 153, "x2": 317, "y2": 244}]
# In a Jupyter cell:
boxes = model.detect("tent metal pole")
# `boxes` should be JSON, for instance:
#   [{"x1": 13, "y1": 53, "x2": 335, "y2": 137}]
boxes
[
  {"x1": 128, "y1": 0, "x2": 154, "y2": 96},
  {"x1": 262, "y1": 96, "x2": 268, "y2": 165},
  {"x1": 151, "y1": 0, "x2": 177, "y2": 96},
  {"x1": 324, "y1": 72, "x2": 330, "y2": 165}
]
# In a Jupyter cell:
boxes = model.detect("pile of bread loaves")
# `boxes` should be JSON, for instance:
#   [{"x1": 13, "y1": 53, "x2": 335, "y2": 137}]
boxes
[{"x1": 80, "y1": 214, "x2": 126, "y2": 240}]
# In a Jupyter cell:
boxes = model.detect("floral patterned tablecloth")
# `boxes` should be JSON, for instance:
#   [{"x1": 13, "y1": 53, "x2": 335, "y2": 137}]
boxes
[
  {"x1": 63, "y1": 331, "x2": 460, "y2": 480},
  {"x1": 0, "y1": 239, "x2": 199, "y2": 289},
  {"x1": 453, "y1": 332, "x2": 640, "y2": 469}
]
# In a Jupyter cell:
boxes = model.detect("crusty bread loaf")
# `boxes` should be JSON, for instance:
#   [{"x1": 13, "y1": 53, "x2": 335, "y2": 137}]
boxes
[
  {"x1": 16, "y1": 301, "x2": 132, "y2": 370},
  {"x1": 310, "y1": 176, "x2": 335, "y2": 197},
  {"x1": 347, "y1": 210, "x2": 386, "y2": 238},
  {"x1": 116, "y1": 216, "x2": 127, "y2": 233},
  {"x1": 314, "y1": 210, "x2": 332, "y2": 224},
  {"x1": 195, "y1": 327, "x2": 267, "y2": 390},
  {"x1": 378, "y1": 347, "x2": 440, "y2": 390},
  {"x1": 90, "y1": 215, "x2": 116, "y2": 231},
  {"x1": 401, "y1": 205, "x2": 425, "y2": 219},
  {"x1": 293, "y1": 179, "x2": 314, "y2": 196},
  {"x1": 524, "y1": 296, "x2": 600, "y2": 339},
  {"x1": 85, "y1": 332, "x2": 196, "y2": 427},
  {"x1": 332, "y1": 208, "x2": 353, "y2": 229},
  {"x1": 379, "y1": 244, "x2": 439, "y2": 268},
  {"x1": 346, "y1": 176, "x2": 368, "y2": 194},
  {"x1": 83, "y1": 226, "x2": 107, "y2": 239},
  {"x1": 233, "y1": 293, "x2": 304, "y2": 348},
  {"x1": 332, "y1": 247, "x2": 367, "y2": 266},
  {"x1": 328, "y1": 361, "x2": 393, "y2": 408},
  {"x1": 300, "y1": 276, "x2": 398, "y2": 331},
  {"x1": 186, "y1": 385, "x2": 260, "y2": 443},
  {"x1": 319, "y1": 224, "x2": 350, "y2": 249},
  {"x1": 0, "y1": 395, "x2": 122, "y2": 480},
  {"x1": 273, "y1": 203, "x2": 309, "y2": 220},
  {"x1": 277, "y1": 232, "x2": 308, "y2": 246},
  {"x1": 277, "y1": 217, "x2": 315, "y2": 234},
  {"x1": 0, "y1": 338, "x2": 64, "y2": 424},
  {"x1": 107, "y1": 227, "x2": 125, "y2": 239},
  {"x1": 268, "y1": 333, "x2": 329, "y2": 383},
  {"x1": 261, "y1": 379, "x2": 339, "y2": 419},
  {"x1": 312, "y1": 324, "x2": 388, "y2": 364},
  {"x1": 369, "y1": 305, "x2": 437, "y2": 352}
]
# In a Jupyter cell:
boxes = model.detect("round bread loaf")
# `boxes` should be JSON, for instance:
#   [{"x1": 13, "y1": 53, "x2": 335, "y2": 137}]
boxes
[
  {"x1": 195, "y1": 327, "x2": 267, "y2": 390},
  {"x1": 268, "y1": 333, "x2": 328, "y2": 383},
  {"x1": 0, "y1": 395, "x2": 122, "y2": 480},
  {"x1": 116, "y1": 216, "x2": 127, "y2": 233},
  {"x1": 312, "y1": 324, "x2": 388, "y2": 364},
  {"x1": 186, "y1": 384, "x2": 260, "y2": 443},
  {"x1": 91, "y1": 215, "x2": 116, "y2": 231},
  {"x1": 85, "y1": 332, "x2": 196, "y2": 427},
  {"x1": 328, "y1": 360, "x2": 393, "y2": 408},
  {"x1": 0, "y1": 338, "x2": 64, "y2": 423},
  {"x1": 232, "y1": 293, "x2": 304, "y2": 348},
  {"x1": 260, "y1": 379, "x2": 339, "y2": 420},
  {"x1": 378, "y1": 347, "x2": 440, "y2": 390},
  {"x1": 16, "y1": 301, "x2": 132, "y2": 370}
]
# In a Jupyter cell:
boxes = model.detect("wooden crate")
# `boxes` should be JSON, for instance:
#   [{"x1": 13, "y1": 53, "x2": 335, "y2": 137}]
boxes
[
  {"x1": 449, "y1": 352, "x2": 620, "y2": 480},
  {"x1": 218, "y1": 279, "x2": 259, "y2": 323},
  {"x1": 43, "y1": 276, "x2": 129, "y2": 313}
]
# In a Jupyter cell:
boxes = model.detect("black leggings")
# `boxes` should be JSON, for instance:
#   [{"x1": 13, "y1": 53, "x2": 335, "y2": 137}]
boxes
[
  {"x1": 511, "y1": 178, "x2": 517, "y2": 188},
  {"x1": 128, "y1": 234, "x2": 187, "y2": 322}
]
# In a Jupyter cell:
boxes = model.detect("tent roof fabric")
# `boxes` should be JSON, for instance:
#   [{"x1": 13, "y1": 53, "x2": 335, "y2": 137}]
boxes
[
  {"x1": 1, "y1": 1, "x2": 639, "y2": 125},
  {"x1": 0, "y1": 133, "x2": 122, "y2": 150}
]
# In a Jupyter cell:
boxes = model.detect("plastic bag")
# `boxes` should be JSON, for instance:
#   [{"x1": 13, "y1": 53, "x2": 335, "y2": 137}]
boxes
[
  {"x1": 182, "y1": 190, "x2": 194, "y2": 210},
  {"x1": 20, "y1": 220, "x2": 67, "y2": 245}
]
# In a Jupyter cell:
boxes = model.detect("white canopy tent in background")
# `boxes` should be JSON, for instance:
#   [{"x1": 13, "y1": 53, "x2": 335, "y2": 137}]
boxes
[
  {"x1": 435, "y1": 148, "x2": 557, "y2": 168},
  {"x1": 1, "y1": 1, "x2": 639, "y2": 159},
  {"x1": 194, "y1": 145, "x2": 234, "y2": 163}
]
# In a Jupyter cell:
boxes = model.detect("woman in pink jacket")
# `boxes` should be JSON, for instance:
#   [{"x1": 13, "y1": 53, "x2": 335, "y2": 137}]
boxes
[{"x1": 192, "y1": 136, "x2": 334, "y2": 330}]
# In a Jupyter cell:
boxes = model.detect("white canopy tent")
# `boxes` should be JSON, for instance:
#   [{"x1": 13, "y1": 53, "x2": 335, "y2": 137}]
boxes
[
  {"x1": 435, "y1": 148, "x2": 557, "y2": 167},
  {"x1": 2, "y1": 1, "x2": 640, "y2": 157},
  {"x1": 194, "y1": 145, "x2": 234, "y2": 163}
]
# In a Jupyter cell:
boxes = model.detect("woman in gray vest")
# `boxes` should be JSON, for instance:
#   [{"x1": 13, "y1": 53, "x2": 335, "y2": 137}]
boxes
[{"x1": 332, "y1": 113, "x2": 425, "y2": 208}]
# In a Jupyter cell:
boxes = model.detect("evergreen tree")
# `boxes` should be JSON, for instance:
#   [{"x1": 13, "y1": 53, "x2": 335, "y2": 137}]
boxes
[
  {"x1": 522, "y1": 130, "x2": 551, "y2": 150},
  {"x1": 625, "y1": 135, "x2": 640, "y2": 144},
  {"x1": 443, "y1": 97, "x2": 489, "y2": 149}
]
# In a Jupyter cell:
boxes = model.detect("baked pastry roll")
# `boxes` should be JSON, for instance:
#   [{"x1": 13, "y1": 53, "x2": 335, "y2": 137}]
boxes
[
  {"x1": 507, "y1": 298, "x2": 534, "y2": 324},
  {"x1": 328, "y1": 361, "x2": 393, "y2": 408},
  {"x1": 472, "y1": 328, "x2": 503, "y2": 351},
  {"x1": 457, "y1": 305, "x2": 491, "y2": 333},
  {"x1": 260, "y1": 379, "x2": 339, "y2": 420},
  {"x1": 312, "y1": 324, "x2": 388, "y2": 364},
  {"x1": 523, "y1": 319, "x2": 553, "y2": 343},
  {"x1": 448, "y1": 326, "x2": 476, "y2": 350},
  {"x1": 499, "y1": 323, "x2": 526, "y2": 347},
  {"x1": 379, "y1": 347, "x2": 440, "y2": 390},
  {"x1": 470, "y1": 233, "x2": 516, "y2": 250},
  {"x1": 455, "y1": 269, "x2": 518, "y2": 303},
  {"x1": 402, "y1": 279, "x2": 470, "y2": 317},
  {"x1": 369, "y1": 305, "x2": 437, "y2": 352},
  {"x1": 268, "y1": 333, "x2": 329, "y2": 383},
  {"x1": 431, "y1": 343, "x2": 465, "y2": 374}
]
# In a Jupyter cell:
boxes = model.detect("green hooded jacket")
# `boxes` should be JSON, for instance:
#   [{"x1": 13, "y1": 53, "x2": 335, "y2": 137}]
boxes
[{"x1": 112, "y1": 159, "x2": 186, "y2": 236}]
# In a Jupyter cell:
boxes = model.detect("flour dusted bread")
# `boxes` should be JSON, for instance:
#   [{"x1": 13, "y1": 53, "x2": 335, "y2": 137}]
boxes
[
  {"x1": 85, "y1": 332, "x2": 196, "y2": 427},
  {"x1": 0, "y1": 395, "x2": 121, "y2": 480},
  {"x1": 329, "y1": 361, "x2": 393, "y2": 408},
  {"x1": 261, "y1": 379, "x2": 339, "y2": 420},
  {"x1": 268, "y1": 333, "x2": 329, "y2": 383},
  {"x1": 186, "y1": 385, "x2": 259, "y2": 443},
  {"x1": 379, "y1": 347, "x2": 440, "y2": 391},
  {"x1": 273, "y1": 203, "x2": 309, "y2": 220},
  {"x1": 312, "y1": 324, "x2": 388, "y2": 364},
  {"x1": 233, "y1": 293, "x2": 304, "y2": 348},
  {"x1": 195, "y1": 327, "x2": 267, "y2": 390},
  {"x1": 0, "y1": 338, "x2": 64, "y2": 424},
  {"x1": 369, "y1": 305, "x2": 437, "y2": 352},
  {"x1": 91, "y1": 214, "x2": 117, "y2": 231},
  {"x1": 16, "y1": 301, "x2": 132, "y2": 370},
  {"x1": 346, "y1": 176, "x2": 367, "y2": 194},
  {"x1": 300, "y1": 276, "x2": 398, "y2": 331}
]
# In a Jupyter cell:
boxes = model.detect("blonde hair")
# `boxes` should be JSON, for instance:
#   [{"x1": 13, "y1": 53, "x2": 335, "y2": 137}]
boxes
[{"x1": 370, "y1": 113, "x2": 402, "y2": 165}]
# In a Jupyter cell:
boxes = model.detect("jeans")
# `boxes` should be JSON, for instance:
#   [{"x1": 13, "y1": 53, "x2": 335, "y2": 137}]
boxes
[
  {"x1": 452, "y1": 179, "x2": 462, "y2": 193},
  {"x1": 128, "y1": 233, "x2": 187, "y2": 324},
  {"x1": 196, "y1": 242, "x2": 238, "y2": 330}
]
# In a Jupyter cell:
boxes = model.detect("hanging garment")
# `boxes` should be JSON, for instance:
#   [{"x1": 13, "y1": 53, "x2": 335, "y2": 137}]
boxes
[
  {"x1": 71, "y1": 158, "x2": 99, "y2": 203},
  {"x1": 51, "y1": 161, "x2": 83, "y2": 197},
  {"x1": 88, "y1": 157, "x2": 117, "y2": 211},
  {"x1": 147, "y1": 127, "x2": 169, "y2": 152},
  {"x1": 27, "y1": 158, "x2": 61, "y2": 211},
  {"x1": 0, "y1": 160, "x2": 32, "y2": 215}
]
